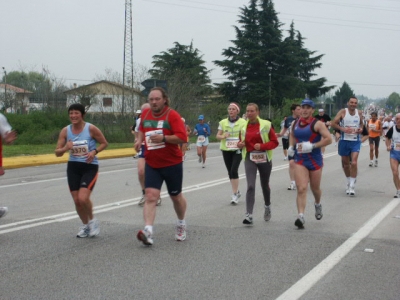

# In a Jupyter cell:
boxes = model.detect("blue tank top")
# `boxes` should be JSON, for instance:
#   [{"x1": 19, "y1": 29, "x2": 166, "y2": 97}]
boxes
[
  {"x1": 67, "y1": 122, "x2": 98, "y2": 164},
  {"x1": 293, "y1": 118, "x2": 322, "y2": 158}
]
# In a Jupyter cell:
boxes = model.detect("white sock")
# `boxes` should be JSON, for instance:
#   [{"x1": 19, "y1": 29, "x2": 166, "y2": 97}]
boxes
[
  {"x1": 350, "y1": 177, "x2": 356, "y2": 186},
  {"x1": 177, "y1": 219, "x2": 186, "y2": 226},
  {"x1": 346, "y1": 177, "x2": 350, "y2": 185},
  {"x1": 144, "y1": 225, "x2": 153, "y2": 234}
]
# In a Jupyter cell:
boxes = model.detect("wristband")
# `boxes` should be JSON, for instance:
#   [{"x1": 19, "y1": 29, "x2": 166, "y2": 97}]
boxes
[
  {"x1": 162, "y1": 135, "x2": 166, "y2": 143},
  {"x1": 94, "y1": 149, "x2": 99, "y2": 155}
]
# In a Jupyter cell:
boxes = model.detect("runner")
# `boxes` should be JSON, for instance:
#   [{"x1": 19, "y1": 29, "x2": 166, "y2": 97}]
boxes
[
  {"x1": 385, "y1": 113, "x2": 400, "y2": 198},
  {"x1": 193, "y1": 115, "x2": 211, "y2": 168},
  {"x1": 331, "y1": 97, "x2": 364, "y2": 196},
  {"x1": 314, "y1": 108, "x2": 331, "y2": 155},
  {"x1": 237, "y1": 103, "x2": 279, "y2": 224},
  {"x1": 0, "y1": 112, "x2": 17, "y2": 218},
  {"x1": 135, "y1": 103, "x2": 161, "y2": 207},
  {"x1": 55, "y1": 103, "x2": 108, "y2": 237},
  {"x1": 135, "y1": 87, "x2": 188, "y2": 246},
  {"x1": 289, "y1": 99, "x2": 332, "y2": 229},
  {"x1": 180, "y1": 117, "x2": 191, "y2": 161},
  {"x1": 280, "y1": 116, "x2": 289, "y2": 160},
  {"x1": 216, "y1": 102, "x2": 247, "y2": 204},
  {"x1": 276, "y1": 104, "x2": 301, "y2": 190},
  {"x1": 367, "y1": 111, "x2": 382, "y2": 167}
]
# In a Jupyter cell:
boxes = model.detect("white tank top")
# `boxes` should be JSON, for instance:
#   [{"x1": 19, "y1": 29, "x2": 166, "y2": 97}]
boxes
[
  {"x1": 391, "y1": 127, "x2": 400, "y2": 151},
  {"x1": 340, "y1": 108, "x2": 360, "y2": 141}
]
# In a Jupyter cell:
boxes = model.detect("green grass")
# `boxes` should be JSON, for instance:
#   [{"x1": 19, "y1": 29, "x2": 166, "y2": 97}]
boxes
[{"x1": 2, "y1": 143, "x2": 134, "y2": 157}]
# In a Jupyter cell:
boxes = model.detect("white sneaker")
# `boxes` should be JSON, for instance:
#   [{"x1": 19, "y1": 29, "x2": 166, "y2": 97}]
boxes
[
  {"x1": 349, "y1": 185, "x2": 355, "y2": 196},
  {"x1": 156, "y1": 197, "x2": 162, "y2": 206},
  {"x1": 0, "y1": 207, "x2": 8, "y2": 218},
  {"x1": 374, "y1": 159, "x2": 378, "y2": 167},
  {"x1": 137, "y1": 228, "x2": 154, "y2": 245},
  {"x1": 283, "y1": 157, "x2": 287, "y2": 161},
  {"x1": 369, "y1": 160, "x2": 373, "y2": 167},
  {"x1": 88, "y1": 218, "x2": 100, "y2": 237},
  {"x1": 394, "y1": 191, "x2": 400, "y2": 198},
  {"x1": 76, "y1": 224, "x2": 89, "y2": 238},
  {"x1": 175, "y1": 224, "x2": 187, "y2": 241},
  {"x1": 287, "y1": 182, "x2": 296, "y2": 190},
  {"x1": 230, "y1": 191, "x2": 241, "y2": 205},
  {"x1": 202, "y1": 163, "x2": 205, "y2": 168},
  {"x1": 346, "y1": 183, "x2": 350, "y2": 195}
]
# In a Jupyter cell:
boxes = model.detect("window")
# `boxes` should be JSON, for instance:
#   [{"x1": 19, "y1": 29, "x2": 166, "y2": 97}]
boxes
[{"x1": 103, "y1": 97, "x2": 112, "y2": 107}]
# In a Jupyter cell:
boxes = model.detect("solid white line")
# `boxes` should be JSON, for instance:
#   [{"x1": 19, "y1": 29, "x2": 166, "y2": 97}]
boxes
[{"x1": 275, "y1": 198, "x2": 400, "y2": 300}]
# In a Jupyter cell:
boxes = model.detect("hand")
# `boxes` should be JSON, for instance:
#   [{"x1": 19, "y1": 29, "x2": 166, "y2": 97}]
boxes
[
  {"x1": 4, "y1": 130, "x2": 17, "y2": 144},
  {"x1": 224, "y1": 132, "x2": 230, "y2": 138},
  {"x1": 85, "y1": 150, "x2": 96, "y2": 163},
  {"x1": 237, "y1": 141, "x2": 245, "y2": 149},
  {"x1": 288, "y1": 146, "x2": 295, "y2": 157},
  {"x1": 300, "y1": 141, "x2": 314, "y2": 153},
  {"x1": 254, "y1": 143, "x2": 261, "y2": 151}
]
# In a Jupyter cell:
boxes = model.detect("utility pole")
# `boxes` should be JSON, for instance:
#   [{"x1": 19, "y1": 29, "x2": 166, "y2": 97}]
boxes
[
  {"x1": 122, "y1": 0, "x2": 134, "y2": 115},
  {"x1": 268, "y1": 67, "x2": 272, "y2": 119},
  {"x1": 2, "y1": 67, "x2": 6, "y2": 105}
]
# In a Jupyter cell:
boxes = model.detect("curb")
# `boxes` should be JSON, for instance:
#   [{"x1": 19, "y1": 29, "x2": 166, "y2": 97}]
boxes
[{"x1": 3, "y1": 148, "x2": 136, "y2": 169}]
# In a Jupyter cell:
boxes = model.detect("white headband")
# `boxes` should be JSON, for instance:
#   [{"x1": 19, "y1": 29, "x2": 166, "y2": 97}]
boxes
[{"x1": 229, "y1": 103, "x2": 240, "y2": 113}]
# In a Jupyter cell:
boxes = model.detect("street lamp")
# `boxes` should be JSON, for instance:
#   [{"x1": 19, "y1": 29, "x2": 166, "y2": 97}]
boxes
[{"x1": 268, "y1": 67, "x2": 272, "y2": 119}]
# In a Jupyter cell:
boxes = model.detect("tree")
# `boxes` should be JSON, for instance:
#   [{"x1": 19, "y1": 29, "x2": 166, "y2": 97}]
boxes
[
  {"x1": 149, "y1": 41, "x2": 212, "y2": 114},
  {"x1": 214, "y1": 0, "x2": 333, "y2": 110},
  {"x1": 332, "y1": 82, "x2": 355, "y2": 110},
  {"x1": 386, "y1": 92, "x2": 400, "y2": 112}
]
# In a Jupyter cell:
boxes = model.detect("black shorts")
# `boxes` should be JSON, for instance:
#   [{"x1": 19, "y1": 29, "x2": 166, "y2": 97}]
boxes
[
  {"x1": 282, "y1": 138, "x2": 289, "y2": 150},
  {"x1": 145, "y1": 163, "x2": 183, "y2": 196},
  {"x1": 67, "y1": 161, "x2": 99, "y2": 192},
  {"x1": 369, "y1": 136, "x2": 380, "y2": 147}
]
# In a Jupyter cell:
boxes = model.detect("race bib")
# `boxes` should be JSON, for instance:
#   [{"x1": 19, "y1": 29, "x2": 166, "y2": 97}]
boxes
[
  {"x1": 71, "y1": 140, "x2": 89, "y2": 157},
  {"x1": 197, "y1": 135, "x2": 206, "y2": 143},
  {"x1": 343, "y1": 126, "x2": 359, "y2": 141},
  {"x1": 145, "y1": 130, "x2": 165, "y2": 150},
  {"x1": 225, "y1": 137, "x2": 239, "y2": 150},
  {"x1": 250, "y1": 151, "x2": 267, "y2": 164},
  {"x1": 394, "y1": 143, "x2": 400, "y2": 151},
  {"x1": 369, "y1": 124, "x2": 376, "y2": 130}
]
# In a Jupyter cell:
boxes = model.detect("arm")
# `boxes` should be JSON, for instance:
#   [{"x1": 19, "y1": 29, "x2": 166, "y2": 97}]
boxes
[
  {"x1": 314, "y1": 121, "x2": 333, "y2": 148},
  {"x1": 330, "y1": 109, "x2": 344, "y2": 131},
  {"x1": 55, "y1": 127, "x2": 70, "y2": 157},
  {"x1": 259, "y1": 127, "x2": 279, "y2": 151},
  {"x1": 216, "y1": 129, "x2": 228, "y2": 141},
  {"x1": 385, "y1": 127, "x2": 393, "y2": 151},
  {"x1": 90, "y1": 124, "x2": 108, "y2": 154}
]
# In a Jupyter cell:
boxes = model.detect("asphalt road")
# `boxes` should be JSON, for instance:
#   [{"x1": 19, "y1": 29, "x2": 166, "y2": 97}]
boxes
[{"x1": 1, "y1": 141, "x2": 399, "y2": 300}]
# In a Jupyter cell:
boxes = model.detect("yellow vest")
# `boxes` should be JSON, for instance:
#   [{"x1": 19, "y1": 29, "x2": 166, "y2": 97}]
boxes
[
  {"x1": 218, "y1": 118, "x2": 247, "y2": 151},
  {"x1": 241, "y1": 117, "x2": 274, "y2": 161}
]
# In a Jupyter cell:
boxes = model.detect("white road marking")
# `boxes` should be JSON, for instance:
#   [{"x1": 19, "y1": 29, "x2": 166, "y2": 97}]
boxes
[{"x1": 275, "y1": 198, "x2": 400, "y2": 300}]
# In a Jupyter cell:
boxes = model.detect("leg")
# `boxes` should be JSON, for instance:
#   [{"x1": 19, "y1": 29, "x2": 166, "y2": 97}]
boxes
[
  {"x1": 170, "y1": 193, "x2": 187, "y2": 220},
  {"x1": 258, "y1": 161, "x2": 272, "y2": 206},
  {"x1": 71, "y1": 188, "x2": 94, "y2": 225},
  {"x1": 143, "y1": 188, "x2": 160, "y2": 225},
  {"x1": 202, "y1": 145, "x2": 208, "y2": 164},
  {"x1": 309, "y1": 168, "x2": 323, "y2": 204},
  {"x1": 294, "y1": 164, "x2": 310, "y2": 215},
  {"x1": 244, "y1": 157, "x2": 257, "y2": 215},
  {"x1": 390, "y1": 158, "x2": 400, "y2": 190},
  {"x1": 342, "y1": 156, "x2": 351, "y2": 177},
  {"x1": 138, "y1": 158, "x2": 145, "y2": 192},
  {"x1": 350, "y1": 152, "x2": 359, "y2": 178}
]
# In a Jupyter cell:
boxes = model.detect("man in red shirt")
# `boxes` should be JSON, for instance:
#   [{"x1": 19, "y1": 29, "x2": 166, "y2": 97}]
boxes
[{"x1": 134, "y1": 87, "x2": 188, "y2": 245}]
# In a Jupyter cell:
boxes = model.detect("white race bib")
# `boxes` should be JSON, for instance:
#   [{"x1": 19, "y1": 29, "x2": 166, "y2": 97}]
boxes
[
  {"x1": 395, "y1": 143, "x2": 400, "y2": 151},
  {"x1": 197, "y1": 135, "x2": 206, "y2": 143},
  {"x1": 250, "y1": 151, "x2": 267, "y2": 164},
  {"x1": 145, "y1": 130, "x2": 165, "y2": 150},
  {"x1": 71, "y1": 140, "x2": 89, "y2": 157},
  {"x1": 225, "y1": 137, "x2": 239, "y2": 150},
  {"x1": 343, "y1": 126, "x2": 359, "y2": 140}
]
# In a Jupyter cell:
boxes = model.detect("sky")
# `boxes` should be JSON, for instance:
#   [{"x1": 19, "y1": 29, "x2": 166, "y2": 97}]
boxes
[{"x1": 1, "y1": 0, "x2": 399, "y2": 99}]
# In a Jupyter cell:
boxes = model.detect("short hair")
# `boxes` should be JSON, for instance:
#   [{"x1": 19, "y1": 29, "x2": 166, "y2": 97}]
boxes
[
  {"x1": 149, "y1": 87, "x2": 170, "y2": 106},
  {"x1": 290, "y1": 103, "x2": 300, "y2": 111},
  {"x1": 370, "y1": 111, "x2": 377, "y2": 116},
  {"x1": 247, "y1": 103, "x2": 259, "y2": 112},
  {"x1": 68, "y1": 103, "x2": 85, "y2": 116}
]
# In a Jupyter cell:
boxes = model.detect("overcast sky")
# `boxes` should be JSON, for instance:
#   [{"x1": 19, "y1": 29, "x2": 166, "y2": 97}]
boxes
[{"x1": 1, "y1": 0, "x2": 399, "y2": 99}]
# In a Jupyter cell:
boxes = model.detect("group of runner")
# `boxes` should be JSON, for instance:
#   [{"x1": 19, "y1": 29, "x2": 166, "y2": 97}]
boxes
[{"x1": 3, "y1": 90, "x2": 400, "y2": 244}]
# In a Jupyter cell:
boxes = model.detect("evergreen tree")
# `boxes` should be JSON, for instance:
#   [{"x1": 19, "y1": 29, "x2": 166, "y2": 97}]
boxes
[
  {"x1": 333, "y1": 81, "x2": 355, "y2": 110},
  {"x1": 214, "y1": 0, "x2": 333, "y2": 108}
]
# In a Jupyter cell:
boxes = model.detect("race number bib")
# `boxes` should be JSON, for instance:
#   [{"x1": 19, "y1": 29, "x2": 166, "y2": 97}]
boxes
[
  {"x1": 369, "y1": 124, "x2": 376, "y2": 130},
  {"x1": 250, "y1": 151, "x2": 267, "y2": 164},
  {"x1": 343, "y1": 126, "x2": 359, "y2": 141},
  {"x1": 394, "y1": 143, "x2": 400, "y2": 151},
  {"x1": 71, "y1": 140, "x2": 89, "y2": 157},
  {"x1": 225, "y1": 137, "x2": 239, "y2": 150},
  {"x1": 145, "y1": 130, "x2": 165, "y2": 150},
  {"x1": 197, "y1": 135, "x2": 206, "y2": 143}
]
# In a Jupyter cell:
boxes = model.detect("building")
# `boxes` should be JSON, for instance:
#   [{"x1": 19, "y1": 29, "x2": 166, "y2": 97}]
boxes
[
  {"x1": 64, "y1": 80, "x2": 143, "y2": 113},
  {"x1": 0, "y1": 83, "x2": 34, "y2": 113}
]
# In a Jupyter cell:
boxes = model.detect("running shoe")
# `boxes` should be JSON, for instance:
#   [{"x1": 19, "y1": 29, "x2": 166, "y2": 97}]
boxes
[
  {"x1": 202, "y1": 163, "x2": 205, "y2": 168},
  {"x1": 369, "y1": 160, "x2": 373, "y2": 167},
  {"x1": 175, "y1": 224, "x2": 187, "y2": 241},
  {"x1": 0, "y1": 207, "x2": 8, "y2": 218},
  {"x1": 198, "y1": 155, "x2": 202, "y2": 163},
  {"x1": 137, "y1": 228, "x2": 154, "y2": 246},
  {"x1": 374, "y1": 159, "x2": 378, "y2": 167},
  {"x1": 349, "y1": 185, "x2": 355, "y2": 196},
  {"x1": 242, "y1": 213, "x2": 253, "y2": 225},
  {"x1": 287, "y1": 182, "x2": 296, "y2": 190},
  {"x1": 156, "y1": 197, "x2": 162, "y2": 206},
  {"x1": 346, "y1": 183, "x2": 350, "y2": 195},
  {"x1": 315, "y1": 204, "x2": 323, "y2": 220},
  {"x1": 230, "y1": 191, "x2": 241, "y2": 205},
  {"x1": 76, "y1": 224, "x2": 90, "y2": 238},
  {"x1": 295, "y1": 215, "x2": 305, "y2": 229},
  {"x1": 264, "y1": 205, "x2": 271, "y2": 221},
  {"x1": 394, "y1": 191, "x2": 400, "y2": 198},
  {"x1": 283, "y1": 157, "x2": 287, "y2": 161},
  {"x1": 88, "y1": 218, "x2": 100, "y2": 237},
  {"x1": 138, "y1": 195, "x2": 145, "y2": 206}
]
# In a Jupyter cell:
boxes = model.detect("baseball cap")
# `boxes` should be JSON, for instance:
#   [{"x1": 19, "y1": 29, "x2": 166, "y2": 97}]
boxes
[
  {"x1": 135, "y1": 109, "x2": 142, "y2": 114},
  {"x1": 301, "y1": 99, "x2": 315, "y2": 108},
  {"x1": 318, "y1": 108, "x2": 324, "y2": 112},
  {"x1": 198, "y1": 115, "x2": 204, "y2": 120}
]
